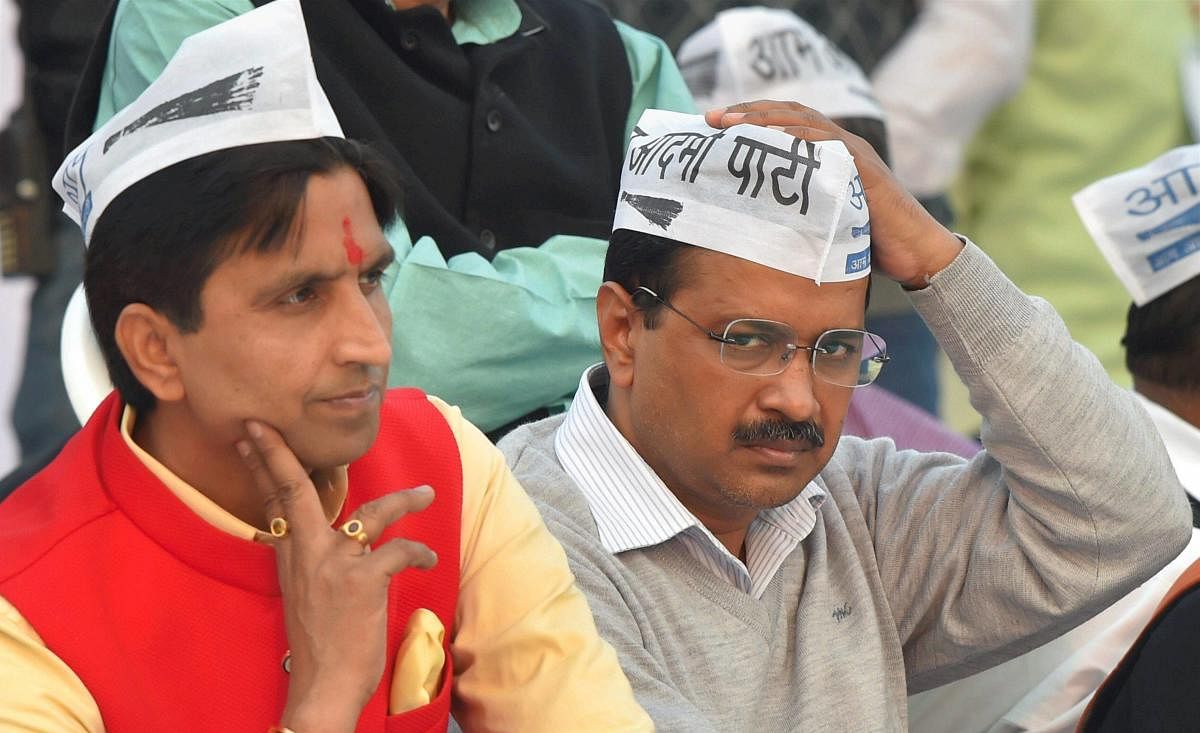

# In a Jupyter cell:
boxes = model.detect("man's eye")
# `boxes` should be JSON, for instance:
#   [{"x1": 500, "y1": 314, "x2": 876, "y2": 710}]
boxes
[
  {"x1": 726, "y1": 332, "x2": 774, "y2": 349},
  {"x1": 282, "y1": 287, "x2": 316, "y2": 305},
  {"x1": 818, "y1": 341, "x2": 857, "y2": 358},
  {"x1": 360, "y1": 268, "x2": 385, "y2": 290}
]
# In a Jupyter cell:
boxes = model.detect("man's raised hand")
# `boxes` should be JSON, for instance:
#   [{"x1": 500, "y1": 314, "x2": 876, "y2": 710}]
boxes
[
  {"x1": 237, "y1": 419, "x2": 437, "y2": 733},
  {"x1": 705, "y1": 100, "x2": 963, "y2": 289}
]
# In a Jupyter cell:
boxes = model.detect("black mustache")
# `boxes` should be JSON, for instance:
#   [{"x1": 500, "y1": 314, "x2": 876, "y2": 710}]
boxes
[{"x1": 732, "y1": 420, "x2": 825, "y2": 448}]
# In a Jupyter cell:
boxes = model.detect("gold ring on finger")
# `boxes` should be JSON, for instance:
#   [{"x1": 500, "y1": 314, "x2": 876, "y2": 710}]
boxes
[
  {"x1": 268, "y1": 516, "x2": 289, "y2": 538},
  {"x1": 340, "y1": 518, "x2": 369, "y2": 547}
]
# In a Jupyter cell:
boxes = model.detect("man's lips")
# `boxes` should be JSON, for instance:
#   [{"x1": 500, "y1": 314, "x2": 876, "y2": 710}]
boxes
[
  {"x1": 736, "y1": 438, "x2": 820, "y2": 458},
  {"x1": 734, "y1": 439, "x2": 820, "y2": 467},
  {"x1": 317, "y1": 385, "x2": 382, "y2": 406}
]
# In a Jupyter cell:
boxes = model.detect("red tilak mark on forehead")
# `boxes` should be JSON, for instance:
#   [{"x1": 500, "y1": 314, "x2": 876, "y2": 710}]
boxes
[{"x1": 341, "y1": 216, "x2": 363, "y2": 265}]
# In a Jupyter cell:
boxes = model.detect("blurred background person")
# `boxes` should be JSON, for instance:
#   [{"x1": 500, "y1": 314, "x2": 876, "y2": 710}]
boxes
[
  {"x1": 0, "y1": 0, "x2": 33, "y2": 481},
  {"x1": 953, "y1": 0, "x2": 1196, "y2": 393},
  {"x1": 0, "y1": 0, "x2": 106, "y2": 496},
  {"x1": 911, "y1": 143, "x2": 1200, "y2": 733}
]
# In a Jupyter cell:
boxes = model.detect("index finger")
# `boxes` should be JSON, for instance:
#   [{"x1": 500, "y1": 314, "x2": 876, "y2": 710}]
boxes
[
  {"x1": 703, "y1": 100, "x2": 833, "y2": 130},
  {"x1": 237, "y1": 419, "x2": 328, "y2": 537}
]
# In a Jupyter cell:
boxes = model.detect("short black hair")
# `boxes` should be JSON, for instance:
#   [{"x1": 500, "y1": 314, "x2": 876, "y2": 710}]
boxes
[
  {"x1": 604, "y1": 228, "x2": 870, "y2": 329},
  {"x1": 1123, "y1": 275, "x2": 1200, "y2": 391},
  {"x1": 604, "y1": 228, "x2": 696, "y2": 328},
  {"x1": 85, "y1": 137, "x2": 402, "y2": 412}
]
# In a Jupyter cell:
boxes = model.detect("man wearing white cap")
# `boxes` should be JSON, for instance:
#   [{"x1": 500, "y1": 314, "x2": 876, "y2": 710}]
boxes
[
  {"x1": 0, "y1": 4, "x2": 653, "y2": 731},
  {"x1": 674, "y1": 5, "x2": 969, "y2": 432},
  {"x1": 499, "y1": 103, "x2": 1192, "y2": 731},
  {"x1": 1071, "y1": 145, "x2": 1200, "y2": 732},
  {"x1": 60, "y1": 0, "x2": 693, "y2": 442},
  {"x1": 908, "y1": 144, "x2": 1200, "y2": 733}
]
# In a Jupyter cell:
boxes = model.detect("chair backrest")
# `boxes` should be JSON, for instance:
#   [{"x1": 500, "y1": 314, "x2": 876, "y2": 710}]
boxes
[{"x1": 60, "y1": 282, "x2": 112, "y2": 425}]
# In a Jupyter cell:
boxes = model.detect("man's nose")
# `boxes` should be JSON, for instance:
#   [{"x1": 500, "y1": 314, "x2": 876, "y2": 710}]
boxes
[
  {"x1": 333, "y1": 292, "x2": 392, "y2": 368},
  {"x1": 757, "y1": 351, "x2": 821, "y2": 422}
]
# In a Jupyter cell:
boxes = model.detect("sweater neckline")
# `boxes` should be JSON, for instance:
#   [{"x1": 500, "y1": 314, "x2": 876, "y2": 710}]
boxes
[{"x1": 647, "y1": 538, "x2": 792, "y2": 644}]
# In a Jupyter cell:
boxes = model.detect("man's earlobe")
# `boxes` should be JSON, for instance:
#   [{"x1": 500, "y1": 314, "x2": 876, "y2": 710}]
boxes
[
  {"x1": 114, "y1": 304, "x2": 186, "y2": 403},
  {"x1": 597, "y1": 282, "x2": 638, "y2": 388}
]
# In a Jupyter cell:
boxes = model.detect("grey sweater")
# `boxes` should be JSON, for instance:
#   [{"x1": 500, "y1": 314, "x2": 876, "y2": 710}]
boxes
[{"x1": 499, "y1": 243, "x2": 1192, "y2": 733}]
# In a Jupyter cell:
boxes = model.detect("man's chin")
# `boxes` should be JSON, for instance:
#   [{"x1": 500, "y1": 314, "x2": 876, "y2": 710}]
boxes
[
  {"x1": 290, "y1": 423, "x2": 380, "y2": 471},
  {"x1": 720, "y1": 465, "x2": 823, "y2": 509}
]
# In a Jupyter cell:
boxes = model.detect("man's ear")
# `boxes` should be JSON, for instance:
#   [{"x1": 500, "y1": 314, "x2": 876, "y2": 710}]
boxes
[
  {"x1": 114, "y1": 304, "x2": 186, "y2": 403},
  {"x1": 597, "y1": 281, "x2": 639, "y2": 389}
]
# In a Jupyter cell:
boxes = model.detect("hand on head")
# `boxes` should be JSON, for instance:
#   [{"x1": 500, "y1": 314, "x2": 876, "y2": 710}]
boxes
[
  {"x1": 236, "y1": 420, "x2": 437, "y2": 733},
  {"x1": 705, "y1": 100, "x2": 963, "y2": 288}
]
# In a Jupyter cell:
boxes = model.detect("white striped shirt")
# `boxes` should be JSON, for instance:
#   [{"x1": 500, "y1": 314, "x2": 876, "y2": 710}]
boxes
[{"x1": 555, "y1": 365, "x2": 826, "y2": 599}]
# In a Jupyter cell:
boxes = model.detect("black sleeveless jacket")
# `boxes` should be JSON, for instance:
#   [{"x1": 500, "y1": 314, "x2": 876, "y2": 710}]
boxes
[{"x1": 67, "y1": 0, "x2": 634, "y2": 259}]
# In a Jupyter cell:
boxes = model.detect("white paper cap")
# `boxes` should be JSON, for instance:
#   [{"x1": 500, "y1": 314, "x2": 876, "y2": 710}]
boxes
[
  {"x1": 55, "y1": 0, "x2": 342, "y2": 423},
  {"x1": 677, "y1": 7, "x2": 883, "y2": 122},
  {"x1": 614, "y1": 109, "x2": 870, "y2": 284},
  {"x1": 52, "y1": 0, "x2": 342, "y2": 245},
  {"x1": 1073, "y1": 145, "x2": 1200, "y2": 306}
]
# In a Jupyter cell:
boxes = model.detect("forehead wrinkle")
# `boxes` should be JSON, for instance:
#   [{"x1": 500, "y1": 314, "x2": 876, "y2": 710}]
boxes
[
  {"x1": 263, "y1": 227, "x2": 391, "y2": 292},
  {"x1": 674, "y1": 254, "x2": 866, "y2": 333}
]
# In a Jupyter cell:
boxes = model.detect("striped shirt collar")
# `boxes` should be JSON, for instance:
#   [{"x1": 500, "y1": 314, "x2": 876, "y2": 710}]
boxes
[{"x1": 555, "y1": 364, "x2": 826, "y2": 597}]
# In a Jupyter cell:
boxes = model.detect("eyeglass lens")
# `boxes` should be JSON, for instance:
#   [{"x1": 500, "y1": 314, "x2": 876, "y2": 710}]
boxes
[{"x1": 719, "y1": 319, "x2": 888, "y2": 387}]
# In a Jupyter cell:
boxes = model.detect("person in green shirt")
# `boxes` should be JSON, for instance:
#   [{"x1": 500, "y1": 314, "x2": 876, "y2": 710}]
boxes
[
  {"x1": 953, "y1": 0, "x2": 1195, "y2": 385},
  {"x1": 82, "y1": 0, "x2": 694, "y2": 437}
]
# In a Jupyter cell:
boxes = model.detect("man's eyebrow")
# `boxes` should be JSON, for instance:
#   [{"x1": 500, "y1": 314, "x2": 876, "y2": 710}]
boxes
[
  {"x1": 254, "y1": 268, "x2": 342, "y2": 304},
  {"x1": 253, "y1": 241, "x2": 394, "y2": 304},
  {"x1": 367, "y1": 243, "x2": 396, "y2": 271}
]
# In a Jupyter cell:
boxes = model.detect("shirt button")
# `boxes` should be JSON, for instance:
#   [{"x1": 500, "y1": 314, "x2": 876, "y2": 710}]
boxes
[
  {"x1": 400, "y1": 30, "x2": 420, "y2": 51},
  {"x1": 479, "y1": 229, "x2": 497, "y2": 252},
  {"x1": 485, "y1": 109, "x2": 502, "y2": 133}
]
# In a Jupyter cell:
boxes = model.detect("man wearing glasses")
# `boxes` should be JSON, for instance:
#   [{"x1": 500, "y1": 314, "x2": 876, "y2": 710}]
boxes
[{"x1": 499, "y1": 107, "x2": 1192, "y2": 732}]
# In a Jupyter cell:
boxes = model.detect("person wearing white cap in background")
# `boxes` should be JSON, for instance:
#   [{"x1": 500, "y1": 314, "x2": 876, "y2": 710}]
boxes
[
  {"x1": 0, "y1": 3, "x2": 654, "y2": 731},
  {"x1": 908, "y1": 144, "x2": 1200, "y2": 733},
  {"x1": 675, "y1": 7, "x2": 979, "y2": 455},
  {"x1": 60, "y1": 0, "x2": 693, "y2": 445},
  {"x1": 497, "y1": 100, "x2": 1191, "y2": 731},
  {"x1": 1070, "y1": 144, "x2": 1200, "y2": 733}
]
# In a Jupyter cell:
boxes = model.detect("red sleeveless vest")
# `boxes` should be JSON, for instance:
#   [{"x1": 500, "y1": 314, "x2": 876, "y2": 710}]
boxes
[{"x1": 0, "y1": 388, "x2": 462, "y2": 732}]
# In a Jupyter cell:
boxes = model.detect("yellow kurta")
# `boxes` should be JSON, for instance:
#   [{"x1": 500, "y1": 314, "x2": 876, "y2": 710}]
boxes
[{"x1": 0, "y1": 396, "x2": 651, "y2": 732}]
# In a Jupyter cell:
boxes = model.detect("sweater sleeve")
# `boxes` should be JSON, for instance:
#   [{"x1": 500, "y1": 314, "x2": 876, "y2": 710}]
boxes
[{"x1": 837, "y1": 240, "x2": 1193, "y2": 692}]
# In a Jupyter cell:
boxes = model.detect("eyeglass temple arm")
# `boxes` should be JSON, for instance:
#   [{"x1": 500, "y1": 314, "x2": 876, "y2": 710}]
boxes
[{"x1": 632, "y1": 286, "x2": 735, "y2": 345}]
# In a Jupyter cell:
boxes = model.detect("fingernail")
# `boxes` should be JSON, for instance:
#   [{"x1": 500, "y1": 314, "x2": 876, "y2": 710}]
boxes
[
  {"x1": 235, "y1": 440, "x2": 252, "y2": 458},
  {"x1": 723, "y1": 112, "x2": 746, "y2": 124},
  {"x1": 413, "y1": 485, "x2": 434, "y2": 495},
  {"x1": 246, "y1": 421, "x2": 263, "y2": 439}
]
